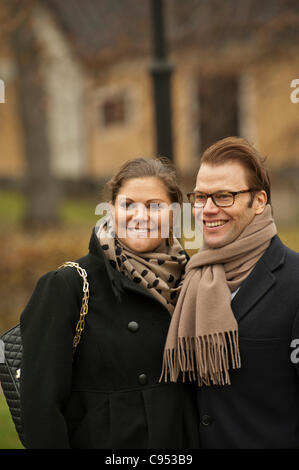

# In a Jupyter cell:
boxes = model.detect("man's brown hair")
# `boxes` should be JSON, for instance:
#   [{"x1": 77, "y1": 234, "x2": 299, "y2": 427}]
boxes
[{"x1": 200, "y1": 136, "x2": 271, "y2": 206}]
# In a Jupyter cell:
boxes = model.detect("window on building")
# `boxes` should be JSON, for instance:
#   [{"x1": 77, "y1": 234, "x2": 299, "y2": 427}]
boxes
[
  {"x1": 101, "y1": 94, "x2": 127, "y2": 127},
  {"x1": 198, "y1": 75, "x2": 239, "y2": 153}
]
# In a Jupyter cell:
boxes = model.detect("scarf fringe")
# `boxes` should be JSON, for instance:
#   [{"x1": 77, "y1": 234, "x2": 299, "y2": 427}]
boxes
[{"x1": 159, "y1": 330, "x2": 241, "y2": 386}]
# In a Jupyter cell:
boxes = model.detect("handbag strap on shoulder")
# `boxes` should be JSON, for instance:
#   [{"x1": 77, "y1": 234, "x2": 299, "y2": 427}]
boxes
[{"x1": 58, "y1": 262, "x2": 89, "y2": 357}]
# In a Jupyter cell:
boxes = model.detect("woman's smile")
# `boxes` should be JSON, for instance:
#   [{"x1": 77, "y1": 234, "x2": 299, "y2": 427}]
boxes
[{"x1": 114, "y1": 176, "x2": 173, "y2": 252}]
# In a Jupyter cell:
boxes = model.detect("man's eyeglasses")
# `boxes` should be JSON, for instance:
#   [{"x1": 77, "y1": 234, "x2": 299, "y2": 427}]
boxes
[{"x1": 187, "y1": 189, "x2": 255, "y2": 208}]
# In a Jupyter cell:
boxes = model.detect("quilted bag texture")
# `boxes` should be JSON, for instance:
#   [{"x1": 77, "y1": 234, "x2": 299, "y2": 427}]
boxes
[
  {"x1": 0, "y1": 323, "x2": 26, "y2": 447},
  {"x1": 0, "y1": 262, "x2": 88, "y2": 449}
]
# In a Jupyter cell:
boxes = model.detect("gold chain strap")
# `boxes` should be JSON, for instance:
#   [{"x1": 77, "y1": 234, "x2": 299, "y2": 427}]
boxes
[{"x1": 58, "y1": 262, "x2": 89, "y2": 356}]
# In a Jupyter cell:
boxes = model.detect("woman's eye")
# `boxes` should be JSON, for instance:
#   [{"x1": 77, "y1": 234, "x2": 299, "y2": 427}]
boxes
[
  {"x1": 120, "y1": 201, "x2": 136, "y2": 209},
  {"x1": 150, "y1": 203, "x2": 162, "y2": 210}
]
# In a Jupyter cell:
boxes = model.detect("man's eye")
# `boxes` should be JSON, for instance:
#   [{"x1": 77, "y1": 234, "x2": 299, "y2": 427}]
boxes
[
  {"x1": 195, "y1": 194, "x2": 206, "y2": 201},
  {"x1": 215, "y1": 193, "x2": 231, "y2": 200}
]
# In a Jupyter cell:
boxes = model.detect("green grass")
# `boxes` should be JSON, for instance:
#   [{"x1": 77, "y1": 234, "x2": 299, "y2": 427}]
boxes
[
  {"x1": 0, "y1": 189, "x2": 99, "y2": 226},
  {"x1": 0, "y1": 190, "x2": 25, "y2": 223},
  {"x1": 0, "y1": 392, "x2": 24, "y2": 449},
  {"x1": 60, "y1": 197, "x2": 99, "y2": 225}
]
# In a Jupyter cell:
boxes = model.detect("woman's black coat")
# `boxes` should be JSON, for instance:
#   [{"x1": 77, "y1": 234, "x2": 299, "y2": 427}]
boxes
[{"x1": 20, "y1": 228, "x2": 199, "y2": 449}]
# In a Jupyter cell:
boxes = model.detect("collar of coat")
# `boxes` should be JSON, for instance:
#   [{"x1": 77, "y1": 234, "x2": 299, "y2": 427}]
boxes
[
  {"x1": 231, "y1": 234, "x2": 286, "y2": 323},
  {"x1": 88, "y1": 226, "x2": 123, "y2": 302}
]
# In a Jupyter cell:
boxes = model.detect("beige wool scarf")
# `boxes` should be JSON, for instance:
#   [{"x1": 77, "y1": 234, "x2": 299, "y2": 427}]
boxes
[
  {"x1": 160, "y1": 204, "x2": 277, "y2": 386},
  {"x1": 96, "y1": 215, "x2": 189, "y2": 314}
]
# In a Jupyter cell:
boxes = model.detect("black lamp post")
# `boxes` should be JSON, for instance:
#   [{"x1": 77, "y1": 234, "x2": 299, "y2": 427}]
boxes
[{"x1": 149, "y1": 0, "x2": 174, "y2": 161}]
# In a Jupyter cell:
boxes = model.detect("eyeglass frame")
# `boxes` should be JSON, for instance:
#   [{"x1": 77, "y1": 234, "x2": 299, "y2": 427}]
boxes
[{"x1": 186, "y1": 189, "x2": 257, "y2": 208}]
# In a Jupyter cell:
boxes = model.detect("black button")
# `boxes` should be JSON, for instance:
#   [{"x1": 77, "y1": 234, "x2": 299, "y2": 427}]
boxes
[
  {"x1": 201, "y1": 414, "x2": 212, "y2": 426},
  {"x1": 138, "y1": 373, "x2": 148, "y2": 385},
  {"x1": 127, "y1": 321, "x2": 139, "y2": 332}
]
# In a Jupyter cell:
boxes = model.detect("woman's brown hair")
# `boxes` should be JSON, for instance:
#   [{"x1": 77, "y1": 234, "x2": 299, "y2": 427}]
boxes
[
  {"x1": 200, "y1": 136, "x2": 272, "y2": 206},
  {"x1": 106, "y1": 157, "x2": 183, "y2": 204}
]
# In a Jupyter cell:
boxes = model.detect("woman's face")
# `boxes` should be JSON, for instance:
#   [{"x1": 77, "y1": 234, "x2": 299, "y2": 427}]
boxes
[{"x1": 112, "y1": 176, "x2": 173, "y2": 253}]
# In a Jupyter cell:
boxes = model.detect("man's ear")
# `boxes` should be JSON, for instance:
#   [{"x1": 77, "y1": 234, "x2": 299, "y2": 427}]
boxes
[{"x1": 254, "y1": 190, "x2": 268, "y2": 214}]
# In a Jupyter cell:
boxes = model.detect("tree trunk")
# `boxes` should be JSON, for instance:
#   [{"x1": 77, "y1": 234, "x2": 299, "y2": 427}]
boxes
[{"x1": 8, "y1": 1, "x2": 62, "y2": 229}]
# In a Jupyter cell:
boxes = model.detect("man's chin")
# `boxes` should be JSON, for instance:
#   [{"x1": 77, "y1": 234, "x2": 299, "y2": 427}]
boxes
[{"x1": 203, "y1": 233, "x2": 232, "y2": 249}]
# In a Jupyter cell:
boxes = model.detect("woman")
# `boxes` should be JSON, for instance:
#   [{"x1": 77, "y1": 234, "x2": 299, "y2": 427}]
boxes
[{"x1": 20, "y1": 157, "x2": 199, "y2": 449}]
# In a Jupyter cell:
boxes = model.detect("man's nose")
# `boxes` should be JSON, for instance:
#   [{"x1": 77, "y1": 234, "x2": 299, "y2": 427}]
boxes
[{"x1": 202, "y1": 196, "x2": 219, "y2": 214}]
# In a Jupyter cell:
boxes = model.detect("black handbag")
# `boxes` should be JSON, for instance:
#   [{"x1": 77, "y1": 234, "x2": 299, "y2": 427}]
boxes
[{"x1": 0, "y1": 262, "x2": 89, "y2": 448}]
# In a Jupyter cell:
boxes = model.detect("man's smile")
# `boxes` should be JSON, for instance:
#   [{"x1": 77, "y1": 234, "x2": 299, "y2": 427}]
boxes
[{"x1": 203, "y1": 219, "x2": 229, "y2": 229}]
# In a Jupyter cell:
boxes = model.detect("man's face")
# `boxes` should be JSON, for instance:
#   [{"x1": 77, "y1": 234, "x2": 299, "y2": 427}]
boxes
[{"x1": 194, "y1": 161, "x2": 267, "y2": 248}]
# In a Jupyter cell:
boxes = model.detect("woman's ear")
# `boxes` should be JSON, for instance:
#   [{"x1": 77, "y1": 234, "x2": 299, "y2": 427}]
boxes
[{"x1": 108, "y1": 200, "x2": 115, "y2": 219}]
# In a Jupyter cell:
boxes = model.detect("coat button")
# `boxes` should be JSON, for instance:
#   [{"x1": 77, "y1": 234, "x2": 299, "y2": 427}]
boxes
[
  {"x1": 201, "y1": 414, "x2": 212, "y2": 426},
  {"x1": 128, "y1": 321, "x2": 139, "y2": 332},
  {"x1": 138, "y1": 373, "x2": 148, "y2": 385}
]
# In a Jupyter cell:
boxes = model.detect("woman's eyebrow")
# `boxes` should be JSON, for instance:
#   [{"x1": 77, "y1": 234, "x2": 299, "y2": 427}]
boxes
[
  {"x1": 147, "y1": 199, "x2": 165, "y2": 202},
  {"x1": 121, "y1": 198, "x2": 166, "y2": 203}
]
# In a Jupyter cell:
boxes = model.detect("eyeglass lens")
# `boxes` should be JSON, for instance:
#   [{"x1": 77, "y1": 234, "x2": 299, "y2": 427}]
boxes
[{"x1": 190, "y1": 192, "x2": 234, "y2": 207}]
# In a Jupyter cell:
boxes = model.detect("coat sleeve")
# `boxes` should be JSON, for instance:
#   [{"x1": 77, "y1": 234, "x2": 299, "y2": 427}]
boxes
[{"x1": 20, "y1": 270, "x2": 79, "y2": 449}]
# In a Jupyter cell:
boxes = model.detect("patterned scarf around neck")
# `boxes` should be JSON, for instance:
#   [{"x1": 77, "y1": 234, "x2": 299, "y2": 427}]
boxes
[
  {"x1": 160, "y1": 204, "x2": 277, "y2": 386},
  {"x1": 96, "y1": 215, "x2": 189, "y2": 314}
]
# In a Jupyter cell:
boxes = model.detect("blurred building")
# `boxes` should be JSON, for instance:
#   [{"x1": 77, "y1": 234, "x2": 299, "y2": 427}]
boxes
[{"x1": 0, "y1": 0, "x2": 298, "y2": 221}]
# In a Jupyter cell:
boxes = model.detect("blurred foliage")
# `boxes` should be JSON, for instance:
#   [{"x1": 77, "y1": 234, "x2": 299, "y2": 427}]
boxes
[
  {"x1": 278, "y1": 226, "x2": 299, "y2": 251},
  {"x1": 0, "y1": 190, "x2": 100, "y2": 330},
  {"x1": 0, "y1": 224, "x2": 94, "y2": 329}
]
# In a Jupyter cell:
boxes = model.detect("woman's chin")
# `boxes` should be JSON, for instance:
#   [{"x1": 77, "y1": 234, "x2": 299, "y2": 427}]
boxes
[{"x1": 120, "y1": 236, "x2": 163, "y2": 253}]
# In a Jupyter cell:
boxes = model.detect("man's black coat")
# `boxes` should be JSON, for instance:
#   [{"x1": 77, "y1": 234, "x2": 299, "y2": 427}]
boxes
[
  {"x1": 197, "y1": 235, "x2": 299, "y2": 449},
  {"x1": 20, "y1": 228, "x2": 199, "y2": 449}
]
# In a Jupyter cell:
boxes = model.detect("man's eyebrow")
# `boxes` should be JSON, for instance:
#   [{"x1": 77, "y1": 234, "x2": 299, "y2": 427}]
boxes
[{"x1": 193, "y1": 189, "x2": 234, "y2": 193}]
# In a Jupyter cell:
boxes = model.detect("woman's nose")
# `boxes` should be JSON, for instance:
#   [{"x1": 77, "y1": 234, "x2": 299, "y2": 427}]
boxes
[{"x1": 130, "y1": 203, "x2": 149, "y2": 221}]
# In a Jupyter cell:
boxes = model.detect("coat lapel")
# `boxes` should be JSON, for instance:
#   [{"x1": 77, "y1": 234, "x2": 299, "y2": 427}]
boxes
[{"x1": 231, "y1": 235, "x2": 286, "y2": 323}]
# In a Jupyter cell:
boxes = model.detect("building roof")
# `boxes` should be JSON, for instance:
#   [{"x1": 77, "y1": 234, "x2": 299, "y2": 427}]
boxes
[
  {"x1": 45, "y1": 0, "x2": 151, "y2": 66},
  {"x1": 45, "y1": 0, "x2": 299, "y2": 67}
]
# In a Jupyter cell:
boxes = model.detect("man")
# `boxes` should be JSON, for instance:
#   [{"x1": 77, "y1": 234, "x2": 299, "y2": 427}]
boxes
[{"x1": 161, "y1": 136, "x2": 299, "y2": 449}]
